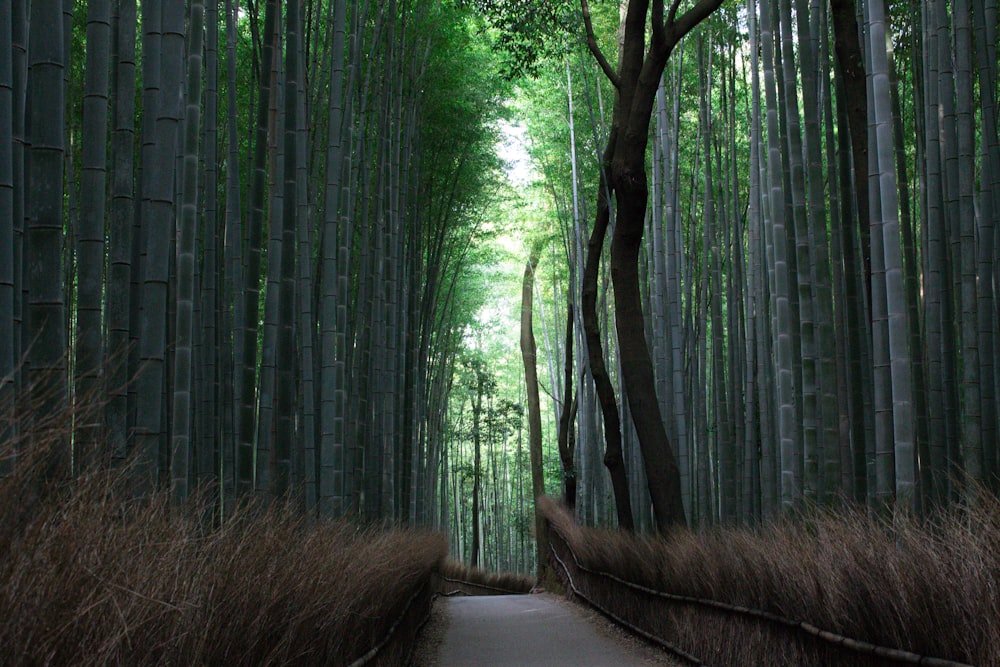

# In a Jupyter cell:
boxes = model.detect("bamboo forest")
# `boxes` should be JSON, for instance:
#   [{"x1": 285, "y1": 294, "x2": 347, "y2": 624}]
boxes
[{"x1": 2, "y1": 0, "x2": 1000, "y2": 662}]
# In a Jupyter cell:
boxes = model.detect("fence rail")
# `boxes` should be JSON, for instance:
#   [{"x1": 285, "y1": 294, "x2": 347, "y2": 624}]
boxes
[
  {"x1": 546, "y1": 520, "x2": 972, "y2": 667},
  {"x1": 434, "y1": 573, "x2": 529, "y2": 595},
  {"x1": 350, "y1": 578, "x2": 432, "y2": 667},
  {"x1": 352, "y1": 567, "x2": 532, "y2": 665},
  {"x1": 547, "y1": 533, "x2": 704, "y2": 665}
]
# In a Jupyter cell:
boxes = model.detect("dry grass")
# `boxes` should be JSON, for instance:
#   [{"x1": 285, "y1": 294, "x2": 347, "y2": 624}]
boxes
[
  {"x1": 0, "y1": 436, "x2": 446, "y2": 666},
  {"x1": 435, "y1": 559, "x2": 535, "y2": 595},
  {"x1": 540, "y1": 495, "x2": 1000, "y2": 665}
]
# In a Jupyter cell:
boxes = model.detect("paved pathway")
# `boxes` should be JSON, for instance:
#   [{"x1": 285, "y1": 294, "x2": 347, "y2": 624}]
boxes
[{"x1": 430, "y1": 594, "x2": 667, "y2": 666}]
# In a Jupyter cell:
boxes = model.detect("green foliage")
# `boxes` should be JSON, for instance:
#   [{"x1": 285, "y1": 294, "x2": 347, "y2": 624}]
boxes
[
  {"x1": 455, "y1": 349, "x2": 524, "y2": 446},
  {"x1": 414, "y1": 2, "x2": 515, "y2": 340},
  {"x1": 460, "y1": 0, "x2": 582, "y2": 79}
]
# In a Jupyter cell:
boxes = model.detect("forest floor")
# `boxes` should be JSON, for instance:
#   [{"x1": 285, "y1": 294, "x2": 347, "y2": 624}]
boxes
[{"x1": 412, "y1": 592, "x2": 680, "y2": 666}]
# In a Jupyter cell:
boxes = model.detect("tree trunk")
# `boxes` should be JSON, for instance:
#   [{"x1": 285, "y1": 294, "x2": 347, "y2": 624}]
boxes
[
  {"x1": 829, "y1": 0, "x2": 871, "y2": 298},
  {"x1": 197, "y1": 0, "x2": 221, "y2": 502},
  {"x1": 795, "y1": 0, "x2": 840, "y2": 503},
  {"x1": 254, "y1": 16, "x2": 285, "y2": 500},
  {"x1": 171, "y1": 0, "x2": 205, "y2": 505},
  {"x1": 0, "y1": 0, "x2": 16, "y2": 461},
  {"x1": 520, "y1": 246, "x2": 547, "y2": 581},
  {"x1": 273, "y1": 0, "x2": 300, "y2": 500},
  {"x1": 236, "y1": 0, "x2": 279, "y2": 497},
  {"x1": 611, "y1": 157, "x2": 688, "y2": 530},
  {"x1": 220, "y1": 0, "x2": 243, "y2": 516},
  {"x1": 319, "y1": 0, "x2": 349, "y2": 517},
  {"x1": 582, "y1": 0, "x2": 723, "y2": 532},
  {"x1": 26, "y1": 0, "x2": 69, "y2": 480},
  {"x1": 471, "y1": 370, "x2": 483, "y2": 569},
  {"x1": 581, "y1": 131, "x2": 634, "y2": 531},
  {"x1": 868, "y1": 0, "x2": 916, "y2": 507},
  {"x1": 759, "y1": 0, "x2": 799, "y2": 511},
  {"x1": 11, "y1": 0, "x2": 25, "y2": 415},
  {"x1": 558, "y1": 298, "x2": 577, "y2": 510},
  {"x1": 954, "y1": 0, "x2": 983, "y2": 484},
  {"x1": 75, "y1": 0, "x2": 111, "y2": 471},
  {"x1": 973, "y1": 0, "x2": 999, "y2": 489}
]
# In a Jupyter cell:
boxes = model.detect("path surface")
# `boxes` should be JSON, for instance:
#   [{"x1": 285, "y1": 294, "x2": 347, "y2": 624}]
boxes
[{"x1": 416, "y1": 594, "x2": 676, "y2": 666}]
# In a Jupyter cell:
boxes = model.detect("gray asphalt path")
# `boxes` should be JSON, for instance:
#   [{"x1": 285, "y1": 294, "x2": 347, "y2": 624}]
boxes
[{"x1": 433, "y1": 594, "x2": 658, "y2": 666}]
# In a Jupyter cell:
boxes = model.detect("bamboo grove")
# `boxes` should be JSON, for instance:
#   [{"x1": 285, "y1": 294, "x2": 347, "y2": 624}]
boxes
[
  {"x1": 514, "y1": 0, "x2": 1000, "y2": 531},
  {"x1": 1, "y1": 0, "x2": 511, "y2": 523},
  {"x1": 4, "y1": 0, "x2": 1000, "y2": 574}
]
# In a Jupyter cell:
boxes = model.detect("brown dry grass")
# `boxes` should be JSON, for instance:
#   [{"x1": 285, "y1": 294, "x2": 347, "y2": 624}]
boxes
[
  {"x1": 540, "y1": 495, "x2": 1000, "y2": 665},
  {"x1": 0, "y1": 433, "x2": 446, "y2": 666},
  {"x1": 435, "y1": 559, "x2": 535, "y2": 595}
]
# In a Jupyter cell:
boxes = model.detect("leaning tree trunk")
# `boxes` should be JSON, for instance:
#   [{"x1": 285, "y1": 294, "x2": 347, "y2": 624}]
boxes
[
  {"x1": 520, "y1": 246, "x2": 547, "y2": 581},
  {"x1": 582, "y1": 0, "x2": 723, "y2": 532},
  {"x1": 581, "y1": 130, "x2": 635, "y2": 531},
  {"x1": 557, "y1": 298, "x2": 577, "y2": 510}
]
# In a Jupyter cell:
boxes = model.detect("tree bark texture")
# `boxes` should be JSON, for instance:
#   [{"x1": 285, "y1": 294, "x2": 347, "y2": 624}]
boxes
[{"x1": 521, "y1": 247, "x2": 548, "y2": 580}]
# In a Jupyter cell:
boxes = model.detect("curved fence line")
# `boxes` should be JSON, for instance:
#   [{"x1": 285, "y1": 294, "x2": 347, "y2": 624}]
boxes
[
  {"x1": 351, "y1": 569, "x2": 530, "y2": 665},
  {"x1": 548, "y1": 534, "x2": 704, "y2": 665},
  {"x1": 438, "y1": 589, "x2": 471, "y2": 597},
  {"x1": 547, "y1": 521, "x2": 972, "y2": 667},
  {"x1": 434, "y1": 574, "x2": 528, "y2": 595},
  {"x1": 349, "y1": 579, "x2": 429, "y2": 667}
]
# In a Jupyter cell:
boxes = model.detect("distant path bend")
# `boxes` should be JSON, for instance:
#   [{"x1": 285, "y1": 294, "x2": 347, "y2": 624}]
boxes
[{"x1": 422, "y1": 593, "x2": 676, "y2": 666}]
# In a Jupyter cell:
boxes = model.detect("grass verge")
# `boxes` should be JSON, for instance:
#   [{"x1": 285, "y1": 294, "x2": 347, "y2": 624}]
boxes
[
  {"x1": 435, "y1": 559, "x2": 535, "y2": 596},
  {"x1": 540, "y1": 495, "x2": 998, "y2": 665},
  {"x1": 0, "y1": 444, "x2": 446, "y2": 666}
]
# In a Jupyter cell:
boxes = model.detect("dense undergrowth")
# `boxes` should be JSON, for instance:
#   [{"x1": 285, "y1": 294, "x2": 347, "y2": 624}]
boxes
[
  {"x1": 435, "y1": 559, "x2": 535, "y2": 596},
  {"x1": 0, "y1": 443, "x2": 445, "y2": 666},
  {"x1": 541, "y1": 495, "x2": 999, "y2": 665}
]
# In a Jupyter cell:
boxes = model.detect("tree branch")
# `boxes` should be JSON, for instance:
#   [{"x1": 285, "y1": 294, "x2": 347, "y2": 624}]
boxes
[
  {"x1": 667, "y1": 0, "x2": 684, "y2": 27},
  {"x1": 652, "y1": 0, "x2": 666, "y2": 45},
  {"x1": 581, "y1": 0, "x2": 620, "y2": 88},
  {"x1": 664, "y1": 0, "x2": 724, "y2": 55},
  {"x1": 667, "y1": 0, "x2": 722, "y2": 44}
]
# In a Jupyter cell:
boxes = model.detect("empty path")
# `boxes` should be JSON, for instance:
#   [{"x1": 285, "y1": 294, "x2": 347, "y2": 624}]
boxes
[{"x1": 417, "y1": 594, "x2": 676, "y2": 666}]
